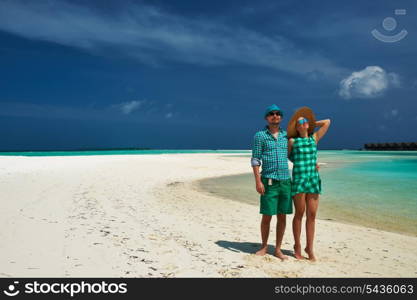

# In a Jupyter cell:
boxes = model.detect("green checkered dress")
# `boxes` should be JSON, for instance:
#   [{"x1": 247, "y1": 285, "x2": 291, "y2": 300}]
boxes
[{"x1": 289, "y1": 135, "x2": 321, "y2": 196}]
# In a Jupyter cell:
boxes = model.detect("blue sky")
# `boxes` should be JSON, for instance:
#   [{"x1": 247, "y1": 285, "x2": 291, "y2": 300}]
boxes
[{"x1": 0, "y1": 0, "x2": 416, "y2": 150}]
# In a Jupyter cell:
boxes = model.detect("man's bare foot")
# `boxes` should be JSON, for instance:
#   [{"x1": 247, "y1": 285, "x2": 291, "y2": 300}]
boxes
[
  {"x1": 293, "y1": 244, "x2": 304, "y2": 259},
  {"x1": 304, "y1": 247, "x2": 316, "y2": 261},
  {"x1": 274, "y1": 249, "x2": 289, "y2": 260},
  {"x1": 255, "y1": 246, "x2": 268, "y2": 256}
]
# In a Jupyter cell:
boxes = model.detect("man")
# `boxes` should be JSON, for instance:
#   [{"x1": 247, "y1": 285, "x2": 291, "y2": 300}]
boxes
[{"x1": 251, "y1": 104, "x2": 292, "y2": 260}]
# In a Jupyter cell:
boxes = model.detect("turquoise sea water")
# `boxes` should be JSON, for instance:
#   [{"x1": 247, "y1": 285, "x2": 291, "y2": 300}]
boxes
[
  {"x1": 197, "y1": 151, "x2": 417, "y2": 236},
  {"x1": 0, "y1": 149, "x2": 251, "y2": 157},
  {"x1": 2, "y1": 149, "x2": 415, "y2": 235}
]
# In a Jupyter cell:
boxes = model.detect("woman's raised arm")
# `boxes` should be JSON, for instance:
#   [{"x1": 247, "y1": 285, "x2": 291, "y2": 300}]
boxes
[{"x1": 313, "y1": 119, "x2": 331, "y2": 143}]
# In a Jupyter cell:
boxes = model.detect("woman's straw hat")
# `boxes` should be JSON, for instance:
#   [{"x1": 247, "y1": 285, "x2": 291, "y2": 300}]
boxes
[{"x1": 286, "y1": 106, "x2": 316, "y2": 138}]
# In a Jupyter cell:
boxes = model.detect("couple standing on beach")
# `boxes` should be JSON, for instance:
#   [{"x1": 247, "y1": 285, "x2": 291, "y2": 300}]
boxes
[{"x1": 251, "y1": 104, "x2": 331, "y2": 261}]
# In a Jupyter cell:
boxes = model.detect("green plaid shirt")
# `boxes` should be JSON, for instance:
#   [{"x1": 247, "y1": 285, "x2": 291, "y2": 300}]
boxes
[{"x1": 251, "y1": 125, "x2": 290, "y2": 180}]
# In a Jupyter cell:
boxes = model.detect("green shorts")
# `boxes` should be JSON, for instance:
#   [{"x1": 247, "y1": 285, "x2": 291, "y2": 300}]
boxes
[{"x1": 260, "y1": 177, "x2": 293, "y2": 215}]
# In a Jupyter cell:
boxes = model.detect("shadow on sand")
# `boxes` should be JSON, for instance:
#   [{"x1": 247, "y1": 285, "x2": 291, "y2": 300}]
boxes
[{"x1": 215, "y1": 240, "x2": 293, "y2": 256}]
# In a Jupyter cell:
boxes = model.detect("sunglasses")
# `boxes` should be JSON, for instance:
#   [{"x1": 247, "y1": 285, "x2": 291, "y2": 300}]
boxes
[
  {"x1": 297, "y1": 118, "x2": 309, "y2": 125},
  {"x1": 267, "y1": 111, "x2": 282, "y2": 117}
]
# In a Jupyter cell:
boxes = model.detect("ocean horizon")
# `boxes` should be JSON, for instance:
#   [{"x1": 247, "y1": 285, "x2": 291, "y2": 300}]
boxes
[
  {"x1": 1, "y1": 148, "x2": 414, "y2": 157},
  {"x1": 0, "y1": 149, "x2": 252, "y2": 157}
]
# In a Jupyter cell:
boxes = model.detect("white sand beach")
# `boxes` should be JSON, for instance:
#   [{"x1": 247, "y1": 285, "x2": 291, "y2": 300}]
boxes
[{"x1": 0, "y1": 153, "x2": 416, "y2": 278}]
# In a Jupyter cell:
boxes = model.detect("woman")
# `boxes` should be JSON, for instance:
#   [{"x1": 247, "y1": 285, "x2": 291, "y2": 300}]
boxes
[{"x1": 287, "y1": 107, "x2": 331, "y2": 261}]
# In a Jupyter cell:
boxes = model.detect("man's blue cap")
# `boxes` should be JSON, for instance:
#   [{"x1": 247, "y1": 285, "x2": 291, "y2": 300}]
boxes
[{"x1": 264, "y1": 104, "x2": 283, "y2": 118}]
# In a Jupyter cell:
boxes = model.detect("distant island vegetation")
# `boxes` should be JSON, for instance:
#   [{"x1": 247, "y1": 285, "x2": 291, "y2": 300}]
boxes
[{"x1": 364, "y1": 142, "x2": 417, "y2": 150}]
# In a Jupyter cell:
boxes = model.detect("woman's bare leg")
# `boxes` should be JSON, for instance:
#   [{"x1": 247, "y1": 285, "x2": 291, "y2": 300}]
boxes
[
  {"x1": 292, "y1": 193, "x2": 306, "y2": 259},
  {"x1": 305, "y1": 193, "x2": 319, "y2": 261}
]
